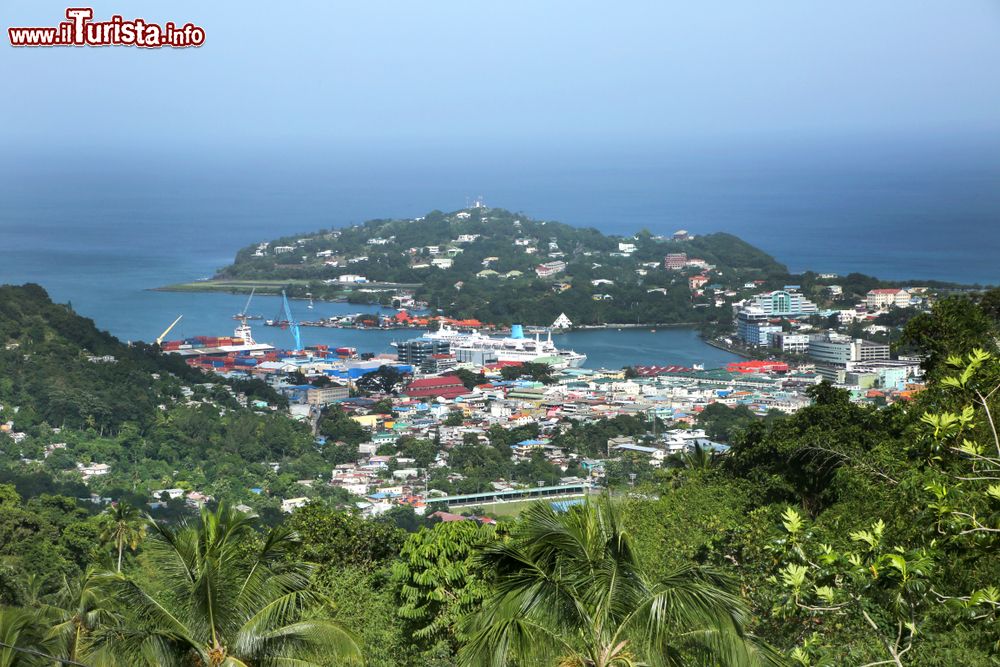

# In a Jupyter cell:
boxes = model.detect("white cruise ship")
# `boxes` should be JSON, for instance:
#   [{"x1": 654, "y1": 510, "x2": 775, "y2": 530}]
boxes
[{"x1": 402, "y1": 324, "x2": 586, "y2": 368}]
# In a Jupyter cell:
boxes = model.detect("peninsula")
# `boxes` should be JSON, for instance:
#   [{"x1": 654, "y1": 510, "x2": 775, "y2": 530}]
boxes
[{"x1": 161, "y1": 205, "x2": 933, "y2": 329}]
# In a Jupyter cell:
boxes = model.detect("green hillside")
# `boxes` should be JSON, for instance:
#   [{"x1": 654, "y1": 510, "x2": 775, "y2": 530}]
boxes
[
  {"x1": 0, "y1": 285, "x2": 344, "y2": 514},
  {"x1": 216, "y1": 208, "x2": 791, "y2": 325}
]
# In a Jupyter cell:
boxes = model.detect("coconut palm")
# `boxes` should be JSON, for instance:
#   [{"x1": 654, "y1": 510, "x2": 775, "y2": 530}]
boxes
[
  {"x1": 667, "y1": 443, "x2": 718, "y2": 473},
  {"x1": 459, "y1": 497, "x2": 781, "y2": 667},
  {"x1": 88, "y1": 503, "x2": 361, "y2": 667},
  {"x1": 100, "y1": 502, "x2": 145, "y2": 573},
  {"x1": 0, "y1": 607, "x2": 56, "y2": 667},
  {"x1": 40, "y1": 569, "x2": 116, "y2": 665}
]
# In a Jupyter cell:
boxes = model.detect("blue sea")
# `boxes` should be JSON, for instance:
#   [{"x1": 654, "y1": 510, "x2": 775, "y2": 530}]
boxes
[{"x1": 1, "y1": 140, "x2": 997, "y2": 368}]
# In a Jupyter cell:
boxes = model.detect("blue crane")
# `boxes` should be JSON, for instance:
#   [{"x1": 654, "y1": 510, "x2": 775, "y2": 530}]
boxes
[{"x1": 281, "y1": 290, "x2": 302, "y2": 351}]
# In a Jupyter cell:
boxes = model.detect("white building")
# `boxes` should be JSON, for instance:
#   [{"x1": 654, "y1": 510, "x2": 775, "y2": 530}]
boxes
[
  {"x1": 552, "y1": 313, "x2": 573, "y2": 330},
  {"x1": 77, "y1": 463, "x2": 110, "y2": 481},
  {"x1": 281, "y1": 497, "x2": 310, "y2": 513},
  {"x1": 770, "y1": 332, "x2": 810, "y2": 354},
  {"x1": 747, "y1": 290, "x2": 819, "y2": 317},
  {"x1": 866, "y1": 288, "x2": 910, "y2": 309},
  {"x1": 535, "y1": 261, "x2": 567, "y2": 278}
]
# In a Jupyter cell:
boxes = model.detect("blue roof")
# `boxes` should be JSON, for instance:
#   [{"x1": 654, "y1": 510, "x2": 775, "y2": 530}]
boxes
[
  {"x1": 517, "y1": 439, "x2": 547, "y2": 446},
  {"x1": 551, "y1": 498, "x2": 586, "y2": 512}
]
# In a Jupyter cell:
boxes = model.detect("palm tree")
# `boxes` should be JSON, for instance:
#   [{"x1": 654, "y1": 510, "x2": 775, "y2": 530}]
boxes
[
  {"x1": 459, "y1": 497, "x2": 780, "y2": 667},
  {"x1": 40, "y1": 570, "x2": 116, "y2": 665},
  {"x1": 100, "y1": 502, "x2": 145, "y2": 573},
  {"x1": 667, "y1": 442, "x2": 718, "y2": 473},
  {"x1": 0, "y1": 607, "x2": 56, "y2": 667},
  {"x1": 88, "y1": 502, "x2": 361, "y2": 667}
]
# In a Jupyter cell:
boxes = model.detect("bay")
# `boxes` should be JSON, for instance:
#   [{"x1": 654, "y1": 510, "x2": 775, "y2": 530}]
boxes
[{"x1": 1, "y1": 140, "x2": 996, "y2": 368}]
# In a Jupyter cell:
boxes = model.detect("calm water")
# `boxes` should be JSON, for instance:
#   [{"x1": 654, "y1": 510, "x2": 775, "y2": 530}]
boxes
[{"x1": 1, "y1": 141, "x2": 997, "y2": 367}]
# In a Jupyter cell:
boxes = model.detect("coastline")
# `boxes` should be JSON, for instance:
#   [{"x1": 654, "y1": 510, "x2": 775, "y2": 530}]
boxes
[{"x1": 152, "y1": 282, "x2": 712, "y2": 332}]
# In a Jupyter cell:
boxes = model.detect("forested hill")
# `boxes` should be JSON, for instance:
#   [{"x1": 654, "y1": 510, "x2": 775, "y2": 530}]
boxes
[
  {"x1": 0, "y1": 283, "x2": 204, "y2": 434},
  {"x1": 216, "y1": 207, "x2": 791, "y2": 325},
  {"x1": 0, "y1": 284, "x2": 337, "y2": 514}
]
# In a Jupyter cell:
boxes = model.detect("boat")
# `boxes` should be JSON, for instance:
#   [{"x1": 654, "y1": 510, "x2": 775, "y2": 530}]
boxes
[
  {"x1": 160, "y1": 318, "x2": 274, "y2": 357},
  {"x1": 398, "y1": 323, "x2": 587, "y2": 368}
]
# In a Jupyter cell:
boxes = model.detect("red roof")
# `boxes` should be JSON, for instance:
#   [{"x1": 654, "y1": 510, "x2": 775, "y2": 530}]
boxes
[
  {"x1": 405, "y1": 376, "x2": 466, "y2": 399},
  {"x1": 485, "y1": 360, "x2": 523, "y2": 370},
  {"x1": 407, "y1": 376, "x2": 462, "y2": 389},
  {"x1": 869, "y1": 288, "x2": 901, "y2": 294},
  {"x1": 726, "y1": 361, "x2": 789, "y2": 374}
]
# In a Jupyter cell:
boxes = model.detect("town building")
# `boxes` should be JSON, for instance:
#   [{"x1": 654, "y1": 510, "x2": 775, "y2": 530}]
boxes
[
  {"x1": 808, "y1": 333, "x2": 890, "y2": 366},
  {"x1": 552, "y1": 313, "x2": 573, "y2": 330},
  {"x1": 305, "y1": 385, "x2": 350, "y2": 405},
  {"x1": 395, "y1": 338, "x2": 451, "y2": 366},
  {"x1": 770, "y1": 332, "x2": 810, "y2": 354},
  {"x1": 664, "y1": 253, "x2": 687, "y2": 270},
  {"x1": 421, "y1": 353, "x2": 457, "y2": 374},
  {"x1": 336, "y1": 274, "x2": 367, "y2": 283},
  {"x1": 688, "y1": 275, "x2": 710, "y2": 290},
  {"x1": 736, "y1": 308, "x2": 782, "y2": 346},
  {"x1": 535, "y1": 261, "x2": 567, "y2": 278},
  {"x1": 866, "y1": 288, "x2": 910, "y2": 309},
  {"x1": 747, "y1": 290, "x2": 819, "y2": 317},
  {"x1": 404, "y1": 376, "x2": 468, "y2": 400}
]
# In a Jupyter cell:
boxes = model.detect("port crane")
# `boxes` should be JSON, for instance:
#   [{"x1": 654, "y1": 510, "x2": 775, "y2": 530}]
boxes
[
  {"x1": 237, "y1": 287, "x2": 255, "y2": 318},
  {"x1": 156, "y1": 315, "x2": 183, "y2": 346},
  {"x1": 281, "y1": 291, "x2": 302, "y2": 351}
]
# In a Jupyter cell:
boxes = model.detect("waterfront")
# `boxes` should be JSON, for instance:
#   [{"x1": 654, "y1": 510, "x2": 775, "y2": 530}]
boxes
[{"x1": 84, "y1": 290, "x2": 740, "y2": 370}]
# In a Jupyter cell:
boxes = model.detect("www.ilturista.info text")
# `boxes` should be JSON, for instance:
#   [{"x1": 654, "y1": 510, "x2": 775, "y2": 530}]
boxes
[{"x1": 8, "y1": 8, "x2": 205, "y2": 48}]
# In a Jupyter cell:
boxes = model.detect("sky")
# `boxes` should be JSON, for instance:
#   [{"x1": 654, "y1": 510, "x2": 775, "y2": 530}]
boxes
[{"x1": 4, "y1": 1, "x2": 1000, "y2": 157}]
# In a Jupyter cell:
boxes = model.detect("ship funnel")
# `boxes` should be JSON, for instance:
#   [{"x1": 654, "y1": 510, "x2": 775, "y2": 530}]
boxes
[{"x1": 511, "y1": 324, "x2": 524, "y2": 339}]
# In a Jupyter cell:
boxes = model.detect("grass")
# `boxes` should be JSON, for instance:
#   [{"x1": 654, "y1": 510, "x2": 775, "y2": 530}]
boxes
[
  {"x1": 154, "y1": 279, "x2": 314, "y2": 294},
  {"x1": 155, "y1": 278, "x2": 423, "y2": 294}
]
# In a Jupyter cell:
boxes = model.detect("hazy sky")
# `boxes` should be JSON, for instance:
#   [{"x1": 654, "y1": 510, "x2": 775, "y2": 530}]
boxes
[{"x1": 4, "y1": 1, "x2": 1000, "y2": 155}]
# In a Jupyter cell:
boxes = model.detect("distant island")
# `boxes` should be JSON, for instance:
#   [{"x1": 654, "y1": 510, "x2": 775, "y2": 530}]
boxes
[{"x1": 161, "y1": 206, "x2": 966, "y2": 328}]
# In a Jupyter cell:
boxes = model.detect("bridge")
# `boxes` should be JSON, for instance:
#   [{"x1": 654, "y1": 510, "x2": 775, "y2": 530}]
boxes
[{"x1": 432, "y1": 483, "x2": 589, "y2": 508}]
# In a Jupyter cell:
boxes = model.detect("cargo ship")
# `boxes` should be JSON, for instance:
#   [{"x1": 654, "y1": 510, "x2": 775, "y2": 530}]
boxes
[{"x1": 160, "y1": 320, "x2": 275, "y2": 358}]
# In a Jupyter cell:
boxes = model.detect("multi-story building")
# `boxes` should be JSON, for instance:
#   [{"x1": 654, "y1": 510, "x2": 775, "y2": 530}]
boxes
[
  {"x1": 421, "y1": 353, "x2": 458, "y2": 374},
  {"x1": 737, "y1": 308, "x2": 782, "y2": 346},
  {"x1": 866, "y1": 288, "x2": 910, "y2": 309},
  {"x1": 305, "y1": 385, "x2": 350, "y2": 405},
  {"x1": 770, "y1": 332, "x2": 810, "y2": 354},
  {"x1": 535, "y1": 261, "x2": 567, "y2": 278},
  {"x1": 395, "y1": 338, "x2": 451, "y2": 366},
  {"x1": 747, "y1": 290, "x2": 819, "y2": 317},
  {"x1": 808, "y1": 333, "x2": 890, "y2": 366},
  {"x1": 664, "y1": 253, "x2": 687, "y2": 270},
  {"x1": 688, "y1": 275, "x2": 710, "y2": 290}
]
